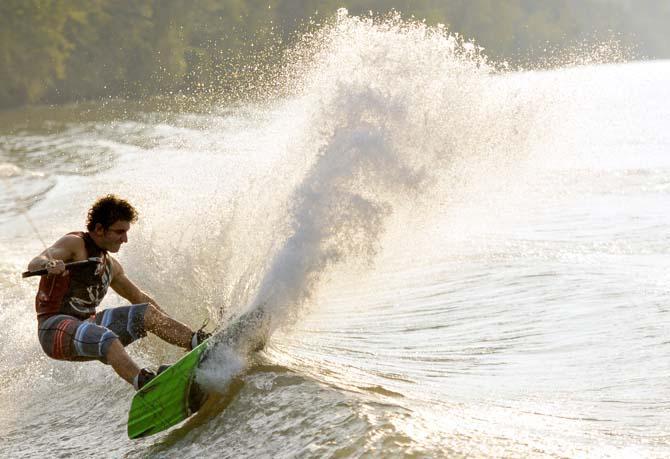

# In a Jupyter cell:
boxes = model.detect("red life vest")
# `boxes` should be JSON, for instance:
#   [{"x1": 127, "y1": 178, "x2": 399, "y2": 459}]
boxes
[{"x1": 35, "y1": 232, "x2": 113, "y2": 321}]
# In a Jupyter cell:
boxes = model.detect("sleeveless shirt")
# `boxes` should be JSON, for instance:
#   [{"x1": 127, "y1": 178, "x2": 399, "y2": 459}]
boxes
[{"x1": 35, "y1": 232, "x2": 113, "y2": 321}]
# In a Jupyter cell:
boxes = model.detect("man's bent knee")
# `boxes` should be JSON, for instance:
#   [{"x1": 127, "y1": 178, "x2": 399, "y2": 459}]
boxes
[
  {"x1": 143, "y1": 303, "x2": 162, "y2": 328},
  {"x1": 96, "y1": 303, "x2": 149, "y2": 346}
]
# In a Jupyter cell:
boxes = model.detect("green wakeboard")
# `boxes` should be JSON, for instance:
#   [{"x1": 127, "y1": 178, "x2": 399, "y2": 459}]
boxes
[{"x1": 127, "y1": 339, "x2": 211, "y2": 439}]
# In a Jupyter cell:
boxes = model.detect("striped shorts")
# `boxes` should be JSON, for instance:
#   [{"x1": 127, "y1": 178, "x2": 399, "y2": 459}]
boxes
[{"x1": 37, "y1": 304, "x2": 149, "y2": 362}]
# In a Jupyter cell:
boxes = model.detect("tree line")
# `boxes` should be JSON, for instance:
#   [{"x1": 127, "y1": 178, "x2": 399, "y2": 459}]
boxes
[{"x1": 1, "y1": 0, "x2": 667, "y2": 109}]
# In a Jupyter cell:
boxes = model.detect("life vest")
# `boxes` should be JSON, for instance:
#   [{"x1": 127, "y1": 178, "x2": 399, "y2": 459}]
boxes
[{"x1": 35, "y1": 232, "x2": 113, "y2": 321}]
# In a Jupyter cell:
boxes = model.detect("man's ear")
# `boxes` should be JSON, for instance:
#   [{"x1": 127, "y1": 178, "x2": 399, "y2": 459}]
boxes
[{"x1": 93, "y1": 223, "x2": 105, "y2": 235}]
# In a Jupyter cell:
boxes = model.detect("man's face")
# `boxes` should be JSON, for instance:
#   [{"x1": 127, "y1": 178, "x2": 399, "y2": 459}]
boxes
[{"x1": 95, "y1": 220, "x2": 130, "y2": 253}]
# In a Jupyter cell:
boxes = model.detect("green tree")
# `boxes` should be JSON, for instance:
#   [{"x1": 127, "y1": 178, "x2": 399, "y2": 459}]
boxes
[{"x1": 0, "y1": 0, "x2": 84, "y2": 107}]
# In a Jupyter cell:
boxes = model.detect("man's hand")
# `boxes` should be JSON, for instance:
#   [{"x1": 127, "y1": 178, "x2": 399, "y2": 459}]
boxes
[
  {"x1": 27, "y1": 233, "x2": 84, "y2": 274},
  {"x1": 45, "y1": 259, "x2": 68, "y2": 276}
]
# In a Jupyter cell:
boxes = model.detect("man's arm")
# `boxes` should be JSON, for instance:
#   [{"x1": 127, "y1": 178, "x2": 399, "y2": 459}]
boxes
[
  {"x1": 109, "y1": 257, "x2": 165, "y2": 312},
  {"x1": 27, "y1": 234, "x2": 85, "y2": 275}
]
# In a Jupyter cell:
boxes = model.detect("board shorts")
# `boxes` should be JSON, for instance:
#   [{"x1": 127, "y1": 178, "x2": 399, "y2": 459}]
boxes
[{"x1": 37, "y1": 303, "x2": 149, "y2": 363}]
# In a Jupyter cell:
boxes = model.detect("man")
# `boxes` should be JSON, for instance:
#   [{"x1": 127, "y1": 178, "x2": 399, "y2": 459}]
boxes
[{"x1": 27, "y1": 194, "x2": 210, "y2": 390}]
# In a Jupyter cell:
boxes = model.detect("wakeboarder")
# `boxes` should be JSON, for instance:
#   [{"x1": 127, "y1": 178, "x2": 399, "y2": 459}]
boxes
[{"x1": 27, "y1": 194, "x2": 210, "y2": 390}]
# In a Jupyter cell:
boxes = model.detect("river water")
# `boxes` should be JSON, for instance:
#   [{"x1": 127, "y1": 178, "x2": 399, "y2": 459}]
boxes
[{"x1": 1, "y1": 14, "x2": 669, "y2": 459}]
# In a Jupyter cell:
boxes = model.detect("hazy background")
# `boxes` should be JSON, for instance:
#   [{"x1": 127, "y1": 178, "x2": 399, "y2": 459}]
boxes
[{"x1": 1, "y1": 0, "x2": 669, "y2": 110}]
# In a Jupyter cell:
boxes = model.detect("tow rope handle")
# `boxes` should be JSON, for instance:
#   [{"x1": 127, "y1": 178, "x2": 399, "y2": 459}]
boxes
[{"x1": 22, "y1": 257, "x2": 102, "y2": 278}]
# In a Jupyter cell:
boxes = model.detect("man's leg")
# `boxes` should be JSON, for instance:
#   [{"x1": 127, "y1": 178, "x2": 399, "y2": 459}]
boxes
[
  {"x1": 105, "y1": 338, "x2": 141, "y2": 384},
  {"x1": 143, "y1": 304, "x2": 193, "y2": 349},
  {"x1": 39, "y1": 314, "x2": 145, "y2": 388},
  {"x1": 96, "y1": 303, "x2": 196, "y2": 350}
]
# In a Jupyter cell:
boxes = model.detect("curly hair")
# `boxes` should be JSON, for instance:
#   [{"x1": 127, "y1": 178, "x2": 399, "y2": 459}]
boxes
[{"x1": 86, "y1": 195, "x2": 138, "y2": 231}]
